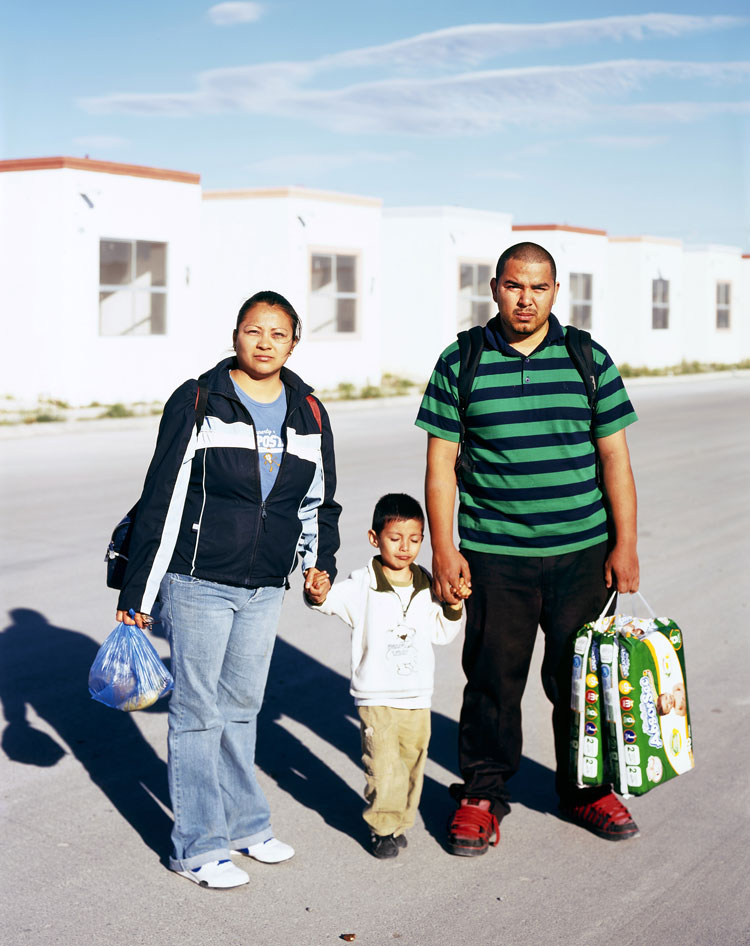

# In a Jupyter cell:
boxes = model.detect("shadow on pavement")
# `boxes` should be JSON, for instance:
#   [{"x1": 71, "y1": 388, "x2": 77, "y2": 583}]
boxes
[
  {"x1": 0, "y1": 610, "x2": 556, "y2": 860},
  {"x1": 0, "y1": 608, "x2": 172, "y2": 862}
]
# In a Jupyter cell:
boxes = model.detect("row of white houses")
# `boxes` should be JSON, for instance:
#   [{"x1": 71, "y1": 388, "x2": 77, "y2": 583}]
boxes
[{"x1": 1, "y1": 156, "x2": 747, "y2": 405}]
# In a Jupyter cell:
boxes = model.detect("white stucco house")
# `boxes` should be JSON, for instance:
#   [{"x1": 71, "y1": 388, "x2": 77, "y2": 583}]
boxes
[
  {"x1": 200, "y1": 186, "x2": 383, "y2": 392},
  {"x1": 381, "y1": 206, "x2": 513, "y2": 381},
  {"x1": 0, "y1": 156, "x2": 747, "y2": 405},
  {"x1": 0, "y1": 157, "x2": 203, "y2": 404},
  {"x1": 681, "y1": 244, "x2": 748, "y2": 366}
]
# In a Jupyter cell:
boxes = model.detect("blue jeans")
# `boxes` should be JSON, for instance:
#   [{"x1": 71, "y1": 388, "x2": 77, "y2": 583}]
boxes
[{"x1": 159, "y1": 573, "x2": 285, "y2": 871}]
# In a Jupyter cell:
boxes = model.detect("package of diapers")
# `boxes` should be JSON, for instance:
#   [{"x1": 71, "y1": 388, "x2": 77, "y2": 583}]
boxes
[
  {"x1": 570, "y1": 593, "x2": 693, "y2": 797},
  {"x1": 570, "y1": 627, "x2": 605, "y2": 787}
]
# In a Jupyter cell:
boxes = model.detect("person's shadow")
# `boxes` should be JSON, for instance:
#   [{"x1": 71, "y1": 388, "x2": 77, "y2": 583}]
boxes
[
  {"x1": 0, "y1": 608, "x2": 173, "y2": 862},
  {"x1": 1, "y1": 609, "x2": 556, "y2": 860}
]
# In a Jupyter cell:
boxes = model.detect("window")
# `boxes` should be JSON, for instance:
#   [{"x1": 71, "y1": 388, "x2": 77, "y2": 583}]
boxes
[
  {"x1": 458, "y1": 262, "x2": 493, "y2": 330},
  {"x1": 570, "y1": 273, "x2": 593, "y2": 330},
  {"x1": 652, "y1": 278, "x2": 669, "y2": 330},
  {"x1": 99, "y1": 239, "x2": 167, "y2": 336},
  {"x1": 310, "y1": 252, "x2": 358, "y2": 334},
  {"x1": 716, "y1": 282, "x2": 731, "y2": 329}
]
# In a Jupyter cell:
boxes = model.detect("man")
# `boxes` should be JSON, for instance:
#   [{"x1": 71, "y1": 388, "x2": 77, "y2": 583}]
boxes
[{"x1": 415, "y1": 242, "x2": 640, "y2": 856}]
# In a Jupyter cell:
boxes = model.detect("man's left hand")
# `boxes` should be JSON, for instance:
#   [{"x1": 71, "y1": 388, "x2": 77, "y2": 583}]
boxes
[{"x1": 604, "y1": 543, "x2": 639, "y2": 593}]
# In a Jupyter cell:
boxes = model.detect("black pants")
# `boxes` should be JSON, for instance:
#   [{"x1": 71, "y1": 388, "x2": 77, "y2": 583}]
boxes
[{"x1": 454, "y1": 542, "x2": 611, "y2": 820}]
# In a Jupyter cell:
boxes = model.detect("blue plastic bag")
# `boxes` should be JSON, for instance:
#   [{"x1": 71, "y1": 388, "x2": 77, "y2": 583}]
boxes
[{"x1": 89, "y1": 617, "x2": 173, "y2": 711}]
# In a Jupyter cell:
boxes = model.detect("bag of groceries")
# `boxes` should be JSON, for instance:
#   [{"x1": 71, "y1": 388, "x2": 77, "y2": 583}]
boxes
[
  {"x1": 570, "y1": 592, "x2": 693, "y2": 797},
  {"x1": 88, "y1": 614, "x2": 173, "y2": 711}
]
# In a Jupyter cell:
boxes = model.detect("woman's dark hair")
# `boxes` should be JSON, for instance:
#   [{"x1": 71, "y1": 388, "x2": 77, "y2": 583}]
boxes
[
  {"x1": 372, "y1": 493, "x2": 425, "y2": 534},
  {"x1": 236, "y1": 291, "x2": 302, "y2": 341}
]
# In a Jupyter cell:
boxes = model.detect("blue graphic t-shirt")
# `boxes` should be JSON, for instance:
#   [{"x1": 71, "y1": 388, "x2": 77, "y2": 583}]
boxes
[{"x1": 231, "y1": 378, "x2": 287, "y2": 500}]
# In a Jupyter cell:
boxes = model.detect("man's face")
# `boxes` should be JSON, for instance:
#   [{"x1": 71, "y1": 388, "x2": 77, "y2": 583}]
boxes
[{"x1": 490, "y1": 257, "x2": 559, "y2": 344}]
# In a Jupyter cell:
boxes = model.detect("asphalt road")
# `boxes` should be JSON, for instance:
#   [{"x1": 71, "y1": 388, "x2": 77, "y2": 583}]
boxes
[{"x1": 1, "y1": 374, "x2": 749, "y2": 946}]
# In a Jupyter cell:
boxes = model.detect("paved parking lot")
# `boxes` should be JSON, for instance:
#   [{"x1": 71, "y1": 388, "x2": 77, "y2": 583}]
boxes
[{"x1": 1, "y1": 375, "x2": 749, "y2": 946}]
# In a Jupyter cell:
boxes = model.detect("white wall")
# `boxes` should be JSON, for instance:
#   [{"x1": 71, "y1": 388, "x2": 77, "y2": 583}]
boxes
[
  {"x1": 606, "y1": 238, "x2": 685, "y2": 369},
  {"x1": 1, "y1": 162, "x2": 747, "y2": 407},
  {"x1": 682, "y1": 245, "x2": 749, "y2": 364},
  {"x1": 510, "y1": 226, "x2": 610, "y2": 340},
  {"x1": 0, "y1": 165, "x2": 202, "y2": 404},
  {"x1": 381, "y1": 207, "x2": 513, "y2": 381},
  {"x1": 201, "y1": 189, "x2": 382, "y2": 391}
]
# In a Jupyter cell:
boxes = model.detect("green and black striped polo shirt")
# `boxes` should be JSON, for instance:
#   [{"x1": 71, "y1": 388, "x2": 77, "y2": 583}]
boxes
[{"x1": 415, "y1": 314, "x2": 637, "y2": 557}]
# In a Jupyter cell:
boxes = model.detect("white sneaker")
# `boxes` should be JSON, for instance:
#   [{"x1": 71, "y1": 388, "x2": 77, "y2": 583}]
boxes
[
  {"x1": 175, "y1": 859, "x2": 250, "y2": 888},
  {"x1": 237, "y1": 838, "x2": 295, "y2": 863}
]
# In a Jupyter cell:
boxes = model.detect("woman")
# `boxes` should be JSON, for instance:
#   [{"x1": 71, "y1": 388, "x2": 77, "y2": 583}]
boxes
[{"x1": 116, "y1": 290, "x2": 340, "y2": 888}]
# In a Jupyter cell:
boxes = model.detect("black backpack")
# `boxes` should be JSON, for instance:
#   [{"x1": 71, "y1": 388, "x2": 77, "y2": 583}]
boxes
[{"x1": 454, "y1": 323, "x2": 599, "y2": 477}]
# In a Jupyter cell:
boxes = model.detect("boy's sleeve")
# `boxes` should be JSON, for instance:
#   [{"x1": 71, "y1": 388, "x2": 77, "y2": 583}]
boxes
[
  {"x1": 429, "y1": 595, "x2": 464, "y2": 645},
  {"x1": 306, "y1": 573, "x2": 362, "y2": 628},
  {"x1": 418, "y1": 567, "x2": 464, "y2": 644}
]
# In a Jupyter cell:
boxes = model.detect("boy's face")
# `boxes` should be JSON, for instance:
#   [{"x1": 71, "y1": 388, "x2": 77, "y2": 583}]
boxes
[{"x1": 369, "y1": 518, "x2": 424, "y2": 572}]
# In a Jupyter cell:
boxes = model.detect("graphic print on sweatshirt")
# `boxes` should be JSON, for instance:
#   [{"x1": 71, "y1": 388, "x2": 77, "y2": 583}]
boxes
[{"x1": 387, "y1": 623, "x2": 418, "y2": 675}]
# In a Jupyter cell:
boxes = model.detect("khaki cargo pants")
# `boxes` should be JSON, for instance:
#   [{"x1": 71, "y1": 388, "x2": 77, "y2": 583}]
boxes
[{"x1": 358, "y1": 705, "x2": 431, "y2": 837}]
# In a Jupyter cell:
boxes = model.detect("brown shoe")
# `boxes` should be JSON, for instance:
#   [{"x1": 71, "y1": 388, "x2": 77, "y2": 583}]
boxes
[{"x1": 447, "y1": 798, "x2": 499, "y2": 856}]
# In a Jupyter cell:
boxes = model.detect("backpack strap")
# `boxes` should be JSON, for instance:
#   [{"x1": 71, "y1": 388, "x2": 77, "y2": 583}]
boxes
[
  {"x1": 194, "y1": 384, "x2": 209, "y2": 434},
  {"x1": 305, "y1": 393, "x2": 322, "y2": 432},
  {"x1": 455, "y1": 324, "x2": 485, "y2": 476},
  {"x1": 564, "y1": 325, "x2": 597, "y2": 410}
]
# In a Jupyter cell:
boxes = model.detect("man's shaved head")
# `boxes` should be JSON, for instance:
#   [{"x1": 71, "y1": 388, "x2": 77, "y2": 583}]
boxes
[{"x1": 496, "y1": 242, "x2": 557, "y2": 283}]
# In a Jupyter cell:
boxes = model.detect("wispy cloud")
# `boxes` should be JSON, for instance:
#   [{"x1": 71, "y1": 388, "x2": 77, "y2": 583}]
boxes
[
  {"x1": 323, "y1": 14, "x2": 747, "y2": 72},
  {"x1": 246, "y1": 150, "x2": 412, "y2": 177},
  {"x1": 601, "y1": 100, "x2": 750, "y2": 122},
  {"x1": 81, "y1": 59, "x2": 750, "y2": 132},
  {"x1": 208, "y1": 2, "x2": 264, "y2": 26},
  {"x1": 78, "y1": 15, "x2": 750, "y2": 137}
]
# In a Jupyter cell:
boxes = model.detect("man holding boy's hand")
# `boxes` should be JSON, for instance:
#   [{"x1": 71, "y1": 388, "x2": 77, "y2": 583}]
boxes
[{"x1": 417, "y1": 241, "x2": 640, "y2": 856}]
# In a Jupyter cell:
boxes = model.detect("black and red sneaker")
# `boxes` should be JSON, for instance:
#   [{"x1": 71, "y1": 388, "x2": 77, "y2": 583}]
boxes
[
  {"x1": 559, "y1": 793, "x2": 640, "y2": 841},
  {"x1": 447, "y1": 799, "x2": 500, "y2": 856}
]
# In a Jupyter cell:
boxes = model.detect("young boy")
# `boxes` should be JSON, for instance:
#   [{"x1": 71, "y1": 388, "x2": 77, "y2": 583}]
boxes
[{"x1": 306, "y1": 493, "x2": 469, "y2": 858}]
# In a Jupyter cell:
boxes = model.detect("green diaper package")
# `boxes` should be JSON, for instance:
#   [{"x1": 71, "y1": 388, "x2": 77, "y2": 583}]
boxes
[
  {"x1": 570, "y1": 594, "x2": 694, "y2": 797},
  {"x1": 570, "y1": 627, "x2": 605, "y2": 787}
]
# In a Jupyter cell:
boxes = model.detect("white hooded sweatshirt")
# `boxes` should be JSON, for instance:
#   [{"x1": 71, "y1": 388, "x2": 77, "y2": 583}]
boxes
[{"x1": 311, "y1": 556, "x2": 463, "y2": 708}]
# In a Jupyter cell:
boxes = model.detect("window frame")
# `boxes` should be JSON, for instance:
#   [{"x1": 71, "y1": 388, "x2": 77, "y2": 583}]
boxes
[
  {"x1": 308, "y1": 248, "x2": 361, "y2": 338},
  {"x1": 99, "y1": 237, "x2": 168, "y2": 337},
  {"x1": 716, "y1": 281, "x2": 731, "y2": 330},
  {"x1": 651, "y1": 278, "x2": 670, "y2": 331},
  {"x1": 457, "y1": 259, "x2": 494, "y2": 330},
  {"x1": 569, "y1": 272, "x2": 593, "y2": 330}
]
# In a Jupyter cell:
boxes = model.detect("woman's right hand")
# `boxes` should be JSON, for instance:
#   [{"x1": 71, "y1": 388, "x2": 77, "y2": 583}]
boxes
[{"x1": 116, "y1": 609, "x2": 151, "y2": 629}]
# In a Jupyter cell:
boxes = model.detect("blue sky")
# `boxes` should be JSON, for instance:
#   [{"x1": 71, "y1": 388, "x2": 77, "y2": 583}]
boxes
[{"x1": 2, "y1": 1, "x2": 748, "y2": 246}]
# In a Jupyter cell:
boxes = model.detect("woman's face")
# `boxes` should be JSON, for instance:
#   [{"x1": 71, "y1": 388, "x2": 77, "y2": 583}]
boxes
[{"x1": 233, "y1": 304, "x2": 296, "y2": 380}]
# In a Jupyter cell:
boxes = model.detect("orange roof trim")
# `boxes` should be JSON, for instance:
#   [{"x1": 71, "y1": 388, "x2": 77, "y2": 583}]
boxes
[
  {"x1": 512, "y1": 224, "x2": 607, "y2": 236},
  {"x1": 0, "y1": 156, "x2": 200, "y2": 185},
  {"x1": 203, "y1": 186, "x2": 381, "y2": 207}
]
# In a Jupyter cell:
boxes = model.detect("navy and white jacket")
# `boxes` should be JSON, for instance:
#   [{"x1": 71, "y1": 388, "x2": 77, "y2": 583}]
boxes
[{"x1": 117, "y1": 357, "x2": 341, "y2": 616}]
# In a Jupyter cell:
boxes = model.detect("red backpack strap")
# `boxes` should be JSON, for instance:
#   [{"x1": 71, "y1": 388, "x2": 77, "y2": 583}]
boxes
[{"x1": 306, "y1": 394, "x2": 322, "y2": 432}]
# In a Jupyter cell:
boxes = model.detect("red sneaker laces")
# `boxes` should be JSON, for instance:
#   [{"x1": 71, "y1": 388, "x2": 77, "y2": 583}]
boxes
[
  {"x1": 449, "y1": 803, "x2": 499, "y2": 845},
  {"x1": 574, "y1": 794, "x2": 634, "y2": 827}
]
